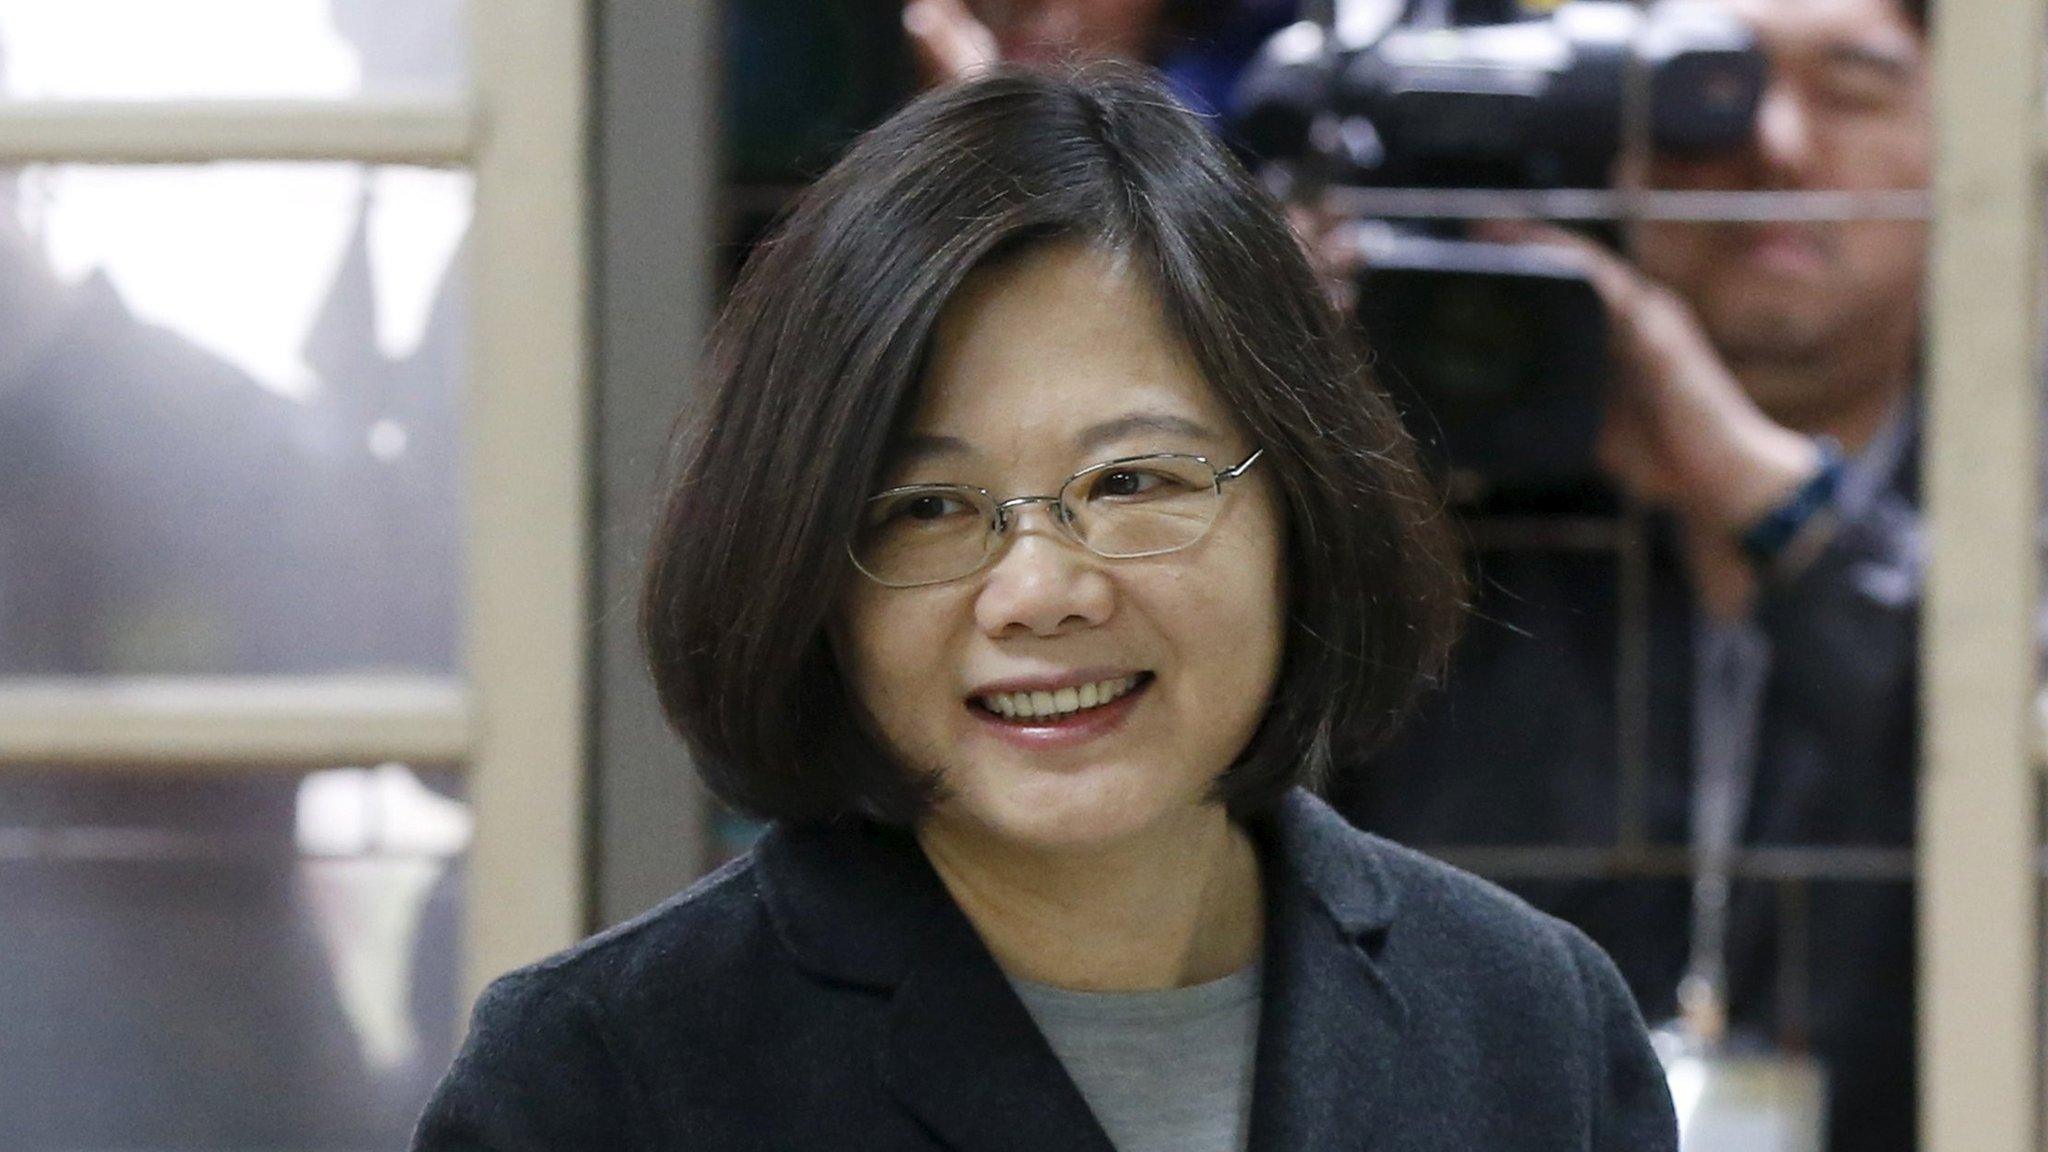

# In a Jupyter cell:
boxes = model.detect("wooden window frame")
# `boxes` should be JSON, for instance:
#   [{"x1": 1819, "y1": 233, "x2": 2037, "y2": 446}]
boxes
[{"x1": 0, "y1": 0, "x2": 593, "y2": 1000}]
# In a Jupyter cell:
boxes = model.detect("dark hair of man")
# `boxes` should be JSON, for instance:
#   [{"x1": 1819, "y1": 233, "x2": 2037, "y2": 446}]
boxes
[{"x1": 642, "y1": 63, "x2": 1465, "y2": 827}]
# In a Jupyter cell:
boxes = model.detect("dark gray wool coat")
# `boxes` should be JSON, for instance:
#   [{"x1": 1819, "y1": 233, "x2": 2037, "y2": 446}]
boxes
[{"x1": 413, "y1": 789, "x2": 1678, "y2": 1151}]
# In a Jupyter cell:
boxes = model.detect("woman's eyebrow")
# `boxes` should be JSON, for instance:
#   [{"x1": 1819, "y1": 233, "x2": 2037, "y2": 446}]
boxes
[
  {"x1": 892, "y1": 432, "x2": 976, "y2": 469},
  {"x1": 1075, "y1": 412, "x2": 1221, "y2": 456},
  {"x1": 893, "y1": 413, "x2": 1224, "y2": 470}
]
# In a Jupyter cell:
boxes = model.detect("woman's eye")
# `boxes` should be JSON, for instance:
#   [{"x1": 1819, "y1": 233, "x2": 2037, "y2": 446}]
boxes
[
  {"x1": 1097, "y1": 470, "x2": 1156, "y2": 497},
  {"x1": 882, "y1": 492, "x2": 972, "y2": 524},
  {"x1": 906, "y1": 495, "x2": 952, "y2": 520},
  {"x1": 1091, "y1": 466, "x2": 1194, "y2": 501}
]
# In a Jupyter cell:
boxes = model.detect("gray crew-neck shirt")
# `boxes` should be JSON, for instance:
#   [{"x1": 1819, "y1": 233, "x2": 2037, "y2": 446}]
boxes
[{"x1": 1006, "y1": 962, "x2": 1263, "y2": 1152}]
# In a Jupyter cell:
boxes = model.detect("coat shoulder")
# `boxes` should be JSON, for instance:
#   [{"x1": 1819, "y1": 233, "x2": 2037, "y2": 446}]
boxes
[
  {"x1": 412, "y1": 852, "x2": 786, "y2": 1149},
  {"x1": 1323, "y1": 823, "x2": 1678, "y2": 1151},
  {"x1": 1283, "y1": 788, "x2": 1596, "y2": 977},
  {"x1": 1357, "y1": 826, "x2": 1632, "y2": 1011},
  {"x1": 1368, "y1": 831, "x2": 1588, "y2": 955},
  {"x1": 512, "y1": 847, "x2": 779, "y2": 1013}
]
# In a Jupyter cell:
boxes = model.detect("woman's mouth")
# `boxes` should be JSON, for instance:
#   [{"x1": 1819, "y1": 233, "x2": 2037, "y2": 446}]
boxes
[
  {"x1": 963, "y1": 673, "x2": 1157, "y2": 756},
  {"x1": 964, "y1": 672, "x2": 1153, "y2": 750},
  {"x1": 973, "y1": 673, "x2": 1149, "y2": 722}
]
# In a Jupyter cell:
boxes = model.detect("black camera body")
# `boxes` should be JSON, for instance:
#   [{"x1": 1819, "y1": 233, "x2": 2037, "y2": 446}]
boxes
[{"x1": 1235, "y1": 0, "x2": 1768, "y2": 504}]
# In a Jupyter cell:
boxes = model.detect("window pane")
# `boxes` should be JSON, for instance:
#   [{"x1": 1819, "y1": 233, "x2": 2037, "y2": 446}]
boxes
[
  {"x1": 1, "y1": 162, "x2": 468, "y2": 676},
  {"x1": 0, "y1": 764, "x2": 468, "y2": 1149},
  {"x1": 0, "y1": 0, "x2": 466, "y2": 101}
]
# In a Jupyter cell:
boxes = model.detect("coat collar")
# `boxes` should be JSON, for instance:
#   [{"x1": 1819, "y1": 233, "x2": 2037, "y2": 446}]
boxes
[
  {"x1": 1244, "y1": 791, "x2": 1411, "y2": 1152},
  {"x1": 753, "y1": 788, "x2": 1409, "y2": 1152}
]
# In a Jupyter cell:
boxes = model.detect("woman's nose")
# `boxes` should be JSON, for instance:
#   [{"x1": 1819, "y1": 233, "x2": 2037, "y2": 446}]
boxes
[{"x1": 972, "y1": 503, "x2": 1115, "y2": 639}]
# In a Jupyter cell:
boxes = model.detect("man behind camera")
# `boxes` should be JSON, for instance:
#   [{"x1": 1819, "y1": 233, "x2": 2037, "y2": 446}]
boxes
[{"x1": 1337, "y1": 0, "x2": 1930, "y2": 1149}]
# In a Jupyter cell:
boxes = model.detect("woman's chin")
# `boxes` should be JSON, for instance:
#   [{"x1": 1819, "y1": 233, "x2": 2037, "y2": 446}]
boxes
[{"x1": 931, "y1": 767, "x2": 1211, "y2": 857}]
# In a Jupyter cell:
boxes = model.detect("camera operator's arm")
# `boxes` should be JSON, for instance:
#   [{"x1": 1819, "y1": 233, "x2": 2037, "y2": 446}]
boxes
[
  {"x1": 903, "y1": 0, "x2": 999, "y2": 86},
  {"x1": 1485, "y1": 222, "x2": 1829, "y2": 619}
]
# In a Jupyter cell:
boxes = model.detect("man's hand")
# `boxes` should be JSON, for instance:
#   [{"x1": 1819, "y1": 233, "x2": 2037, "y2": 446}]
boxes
[
  {"x1": 903, "y1": 0, "x2": 999, "y2": 87},
  {"x1": 1478, "y1": 221, "x2": 1824, "y2": 617}
]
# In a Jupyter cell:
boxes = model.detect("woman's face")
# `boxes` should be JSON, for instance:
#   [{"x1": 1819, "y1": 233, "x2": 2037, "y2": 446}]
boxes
[{"x1": 833, "y1": 243, "x2": 1287, "y2": 856}]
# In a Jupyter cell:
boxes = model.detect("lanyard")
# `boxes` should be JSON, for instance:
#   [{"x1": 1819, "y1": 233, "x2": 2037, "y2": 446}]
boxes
[
  {"x1": 1678, "y1": 402, "x2": 1910, "y2": 1039},
  {"x1": 1681, "y1": 615, "x2": 1771, "y2": 1042}
]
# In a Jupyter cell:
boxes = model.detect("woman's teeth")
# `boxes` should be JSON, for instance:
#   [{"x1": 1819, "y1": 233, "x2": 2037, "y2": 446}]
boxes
[{"x1": 980, "y1": 675, "x2": 1142, "y2": 721}]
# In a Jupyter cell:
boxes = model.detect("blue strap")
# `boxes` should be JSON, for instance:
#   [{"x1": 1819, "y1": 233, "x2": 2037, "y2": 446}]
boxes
[{"x1": 1739, "y1": 437, "x2": 1846, "y2": 568}]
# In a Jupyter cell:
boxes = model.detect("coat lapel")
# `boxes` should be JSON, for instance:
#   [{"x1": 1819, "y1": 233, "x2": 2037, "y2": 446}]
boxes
[
  {"x1": 756, "y1": 818, "x2": 1118, "y2": 1152},
  {"x1": 1244, "y1": 790, "x2": 1410, "y2": 1152},
  {"x1": 879, "y1": 929, "x2": 1120, "y2": 1152},
  {"x1": 754, "y1": 789, "x2": 1408, "y2": 1152}
]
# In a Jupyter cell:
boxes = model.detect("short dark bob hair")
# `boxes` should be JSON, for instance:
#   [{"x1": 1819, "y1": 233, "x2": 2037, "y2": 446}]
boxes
[{"x1": 644, "y1": 64, "x2": 1464, "y2": 827}]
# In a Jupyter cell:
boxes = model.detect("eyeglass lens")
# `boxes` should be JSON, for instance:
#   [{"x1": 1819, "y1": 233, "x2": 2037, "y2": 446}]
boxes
[{"x1": 853, "y1": 455, "x2": 1226, "y2": 587}]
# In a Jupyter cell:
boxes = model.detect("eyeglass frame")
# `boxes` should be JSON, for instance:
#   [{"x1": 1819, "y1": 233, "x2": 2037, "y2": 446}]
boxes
[{"x1": 847, "y1": 448, "x2": 1265, "y2": 589}]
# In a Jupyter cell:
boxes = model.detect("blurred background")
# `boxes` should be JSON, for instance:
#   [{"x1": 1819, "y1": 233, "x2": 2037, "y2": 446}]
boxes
[{"x1": 0, "y1": 0, "x2": 2039, "y2": 1149}]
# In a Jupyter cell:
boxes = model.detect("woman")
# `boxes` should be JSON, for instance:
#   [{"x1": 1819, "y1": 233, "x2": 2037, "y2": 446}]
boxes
[{"x1": 415, "y1": 65, "x2": 1677, "y2": 1152}]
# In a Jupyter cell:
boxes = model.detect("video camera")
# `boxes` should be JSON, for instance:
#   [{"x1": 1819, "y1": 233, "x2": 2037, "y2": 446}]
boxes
[{"x1": 1234, "y1": 0, "x2": 1768, "y2": 504}]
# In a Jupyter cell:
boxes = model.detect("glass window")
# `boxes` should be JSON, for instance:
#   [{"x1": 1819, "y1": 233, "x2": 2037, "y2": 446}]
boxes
[
  {"x1": 0, "y1": 0, "x2": 467, "y2": 102},
  {"x1": 0, "y1": 764, "x2": 468, "y2": 1149},
  {"x1": 0, "y1": 162, "x2": 469, "y2": 676}
]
